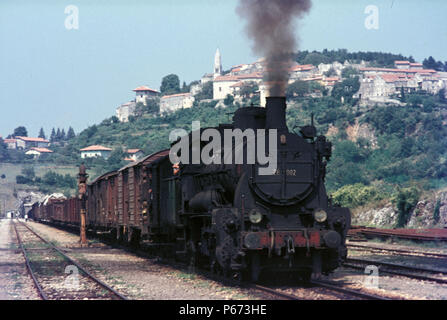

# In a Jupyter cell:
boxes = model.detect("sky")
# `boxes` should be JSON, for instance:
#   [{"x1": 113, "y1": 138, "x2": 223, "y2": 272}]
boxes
[{"x1": 0, "y1": 0, "x2": 446, "y2": 138}]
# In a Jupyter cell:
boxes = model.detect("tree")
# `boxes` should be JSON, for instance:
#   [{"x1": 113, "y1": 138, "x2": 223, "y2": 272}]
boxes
[
  {"x1": 341, "y1": 67, "x2": 359, "y2": 78},
  {"x1": 38, "y1": 128, "x2": 46, "y2": 139},
  {"x1": 194, "y1": 81, "x2": 213, "y2": 101},
  {"x1": 67, "y1": 127, "x2": 76, "y2": 140},
  {"x1": 286, "y1": 80, "x2": 309, "y2": 99},
  {"x1": 13, "y1": 126, "x2": 27, "y2": 137},
  {"x1": 0, "y1": 138, "x2": 8, "y2": 161},
  {"x1": 61, "y1": 128, "x2": 66, "y2": 141},
  {"x1": 160, "y1": 74, "x2": 181, "y2": 96},
  {"x1": 50, "y1": 128, "x2": 56, "y2": 142},
  {"x1": 146, "y1": 98, "x2": 160, "y2": 114},
  {"x1": 224, "y1": 94, "x2": 234, "y2": 106},
  {"x1": 56, "y1": 128, "x2": 62, "y2": 141},
  {"x1": 21, "y1": 166, "x2": 35, "y2": 180},
  {"x1": 331, "y1": 76, "x2": 360, "y2": 105},
  {"x1": 134, "y1": 102, "x2": 146, "y2": 117},
  {"x1": 181, "y1": 81, "x2": 190, "y2": 93},
  {"x1": 423, "y1": 56, "x2": 444, "y2": 71},
  {"x1": 239, "y1": 82, "x2": 259, "y2": 100}
]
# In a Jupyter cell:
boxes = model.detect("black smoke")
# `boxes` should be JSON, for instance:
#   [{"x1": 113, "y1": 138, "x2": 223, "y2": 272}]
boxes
[{"x1": 237, "y1": 0, "x2": 312, "y2": 96}]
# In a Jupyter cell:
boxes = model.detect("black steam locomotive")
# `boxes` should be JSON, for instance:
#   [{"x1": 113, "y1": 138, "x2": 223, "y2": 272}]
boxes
[
  {"x1": 31, "y1": 96, "x2": 350, "y2": 282},
  {"x1": 177, "y1": 96, "x2": 350, "y2": 281}
]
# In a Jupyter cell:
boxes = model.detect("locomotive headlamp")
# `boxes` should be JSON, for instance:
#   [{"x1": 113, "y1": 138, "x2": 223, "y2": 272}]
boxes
[
  {"x1": 314, "y1": 209, "x2": 327, "y2": 223},
  {"x1": 249, "y1": 209, "x2": 263, "y2": 224}
]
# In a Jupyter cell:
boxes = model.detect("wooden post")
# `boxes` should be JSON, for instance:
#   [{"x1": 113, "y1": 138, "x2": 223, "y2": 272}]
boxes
[{"x1": 78, "y1": 164, "x2": 88, "y2": 247}]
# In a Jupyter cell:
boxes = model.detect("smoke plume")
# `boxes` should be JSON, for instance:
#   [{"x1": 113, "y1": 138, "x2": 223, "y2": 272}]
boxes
[{"x1": 237, "y1": 0, "x2": 312, "y2": 96}]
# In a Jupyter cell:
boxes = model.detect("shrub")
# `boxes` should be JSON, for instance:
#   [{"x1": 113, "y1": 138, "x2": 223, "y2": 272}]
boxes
[
  {"x1": 332, "y1": 183, "x2": 381, "y2": 208},
  {"x1": 392, "y1": 187, "x2": 420, "y2": 227}
]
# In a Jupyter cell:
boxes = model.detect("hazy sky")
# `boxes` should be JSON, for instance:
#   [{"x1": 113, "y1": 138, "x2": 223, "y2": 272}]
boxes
[{"x1": 1, "y1": 0, "x2": 446, "y2": 138}]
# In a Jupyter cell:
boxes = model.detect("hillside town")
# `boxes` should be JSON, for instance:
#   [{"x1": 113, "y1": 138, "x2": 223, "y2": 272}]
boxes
[
  {"x1": 2, "y1": 49, "x2": 447, "y2": 163},
  {"x1": 116, "y1": 49, "x2": 447, "y2": 122}
]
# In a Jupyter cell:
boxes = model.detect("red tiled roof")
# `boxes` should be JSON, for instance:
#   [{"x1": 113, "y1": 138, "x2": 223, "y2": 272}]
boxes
[
  {"x1": 215, "y1": 73, "x2": 262, "y2": 82},
  {"x1": 360, "y1": 67, "x2": 436, "y2": 74},
  {"x1": 4, "y1": 138, "x2": 16, "y2": 143},
  {"x1": 290, "y1": 64, "x2": 314, "y2": 72},
  {"x1": 214, "y1": 75, "x2": 241, "y2": 82},
  {"x1": 161, "y1": 92, "x2": 191, "y2": 99},
  {"x1": 237, "y1": 72, "x2": 263, "y2": 79},
  {"x1": 30, "y1": 147, "x2": 53, "y2": 153},
  {"x1": 230, "y1": 81, "x2": 245, "y2": 88},
  {"x1": 395, "y1": 61, "x2": 410, "y2": 64},
  {"x1": 16, "y1": 136, "x2": 49, "y2": 143},
  {"x1": 127, "y1": 149, "x2": 142, "y2": 154},
  {"x1": 410, "y1": 63, "x2": 423, "y2": 66},
  {"x1": 124, "y1": 157, "x2": 136, "y2": 162},
  {"x1": 80, "y1": 145, "x2": 112, "y2": 152},
  {"x1": 133, "y1": 86, "x2": 159, "y2": 93}
]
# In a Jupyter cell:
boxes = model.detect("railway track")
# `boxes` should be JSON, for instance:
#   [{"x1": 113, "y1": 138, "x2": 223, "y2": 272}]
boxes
[
  {"x1": 12, "y1": 219, "x2": 128, "y2": 300},
  {"x1": 347, "y1": 243, "x2": 447, "y2": 259},
  {"x1": 344, "y1": 257, "x2": 447, "y2": 285},
  {"x1": 252, "y1": 281, "x2": 390, "y2": 300}
]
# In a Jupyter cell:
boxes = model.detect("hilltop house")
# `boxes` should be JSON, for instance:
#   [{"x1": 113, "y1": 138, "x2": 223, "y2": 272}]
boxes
[
  {"x1": 16, "y1": 137, "x2": 50, "y2": 150},
  {"x1": 125, "y1": 149, "x2": 144, "y2": 162},
  {"x1": 116, "y1": 86, "x2": 159, "y2": 122},
  {"x1": 25, "y1": 147, "x2": 53, "y2": 159},
  {"x1": 4, "y1": 138, "x2": 17, "y2": 149},
  {"x1": 160, "y1": 93, "x2": 194, "y2": 114},
  {"x1": 80, "y1": 145, "x2": 112, "y2": 159},
  {"x1": 355, "y1": 61, "x2": 445, "y2": 102}
]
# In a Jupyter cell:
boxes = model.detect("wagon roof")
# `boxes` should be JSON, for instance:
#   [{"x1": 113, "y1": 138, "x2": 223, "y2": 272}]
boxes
[
  {"x1": 118, "y1": 149, "x2": 170, "y2": 172},
  {"x1": 89, "y1": 170, "x2": 119, "y2": 184}
]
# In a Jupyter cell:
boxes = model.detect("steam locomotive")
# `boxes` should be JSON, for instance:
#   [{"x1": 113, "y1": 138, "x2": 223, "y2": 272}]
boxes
[{"x1": 30, "y1": 96, "x2": 351, "y2": 281}]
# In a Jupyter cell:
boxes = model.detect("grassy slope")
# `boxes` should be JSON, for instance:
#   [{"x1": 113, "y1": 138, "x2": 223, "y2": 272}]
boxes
[{"x1": 0, "y1": 163, "x2": 78, "y2": 212}]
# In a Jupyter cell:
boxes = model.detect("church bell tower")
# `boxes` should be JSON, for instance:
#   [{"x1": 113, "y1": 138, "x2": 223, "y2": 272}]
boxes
[{"x1": 213, "y1": 48, "x2": 222, "y2": 79}]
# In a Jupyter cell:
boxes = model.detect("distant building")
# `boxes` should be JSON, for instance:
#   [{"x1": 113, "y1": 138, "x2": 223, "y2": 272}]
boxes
[
  {"x1": 4, "y1": 138, "x2": 17, "y2": 149},
  {"x1": 133, "y1": 86, "x2": 159, "y2": 104},
  {"x1": 116, "y1": 86, "x2": 159, "y2": 123},
  {"x1": 213, "y1": 73, "x2": 262, "y2": 100},
  {"x1": 356, "y1": 60, "x2": 444, "y2": 102},
  {"x1": 80, "y1": 145, "x2": 112, "y2": 159},
  {"x1": 160, "y1": 93, "x2": 194, "y2": 114},
  {"x1": 16, "y1": 137, "x2": 49, "y2": 150},
  {"x1": 116, "y1": 101, "x2": 137, "y2": 123},
  {"x1": 25, "y1": 147, "x2": 53, "y2": 158},
  {"x1": 126, "y1": 149, "x2": 144, "y2": 162},
  {"x1": 290, "y1": 64, "x2": 319, "y2": 80}
]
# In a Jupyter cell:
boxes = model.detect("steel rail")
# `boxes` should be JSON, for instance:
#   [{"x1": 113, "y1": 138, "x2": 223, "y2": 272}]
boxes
[
  {"x1": 310, "y1": 279, "x2": 390, "y2": 300},
  {"x1": 252, "y1": 284, "x2": 303, "y2": 300},
  {"x1": 16, "y1": 220, "x2": 128, "y2": 300},
  {"x1": 12, "y1": 220, "x2": 48, "y2": 300},
  {"x1": 347, "y1": 243, "x2": 447, "y2": 259},
  {"x1": 345, "y1": 258, "x2": 447, "y2": 285}
]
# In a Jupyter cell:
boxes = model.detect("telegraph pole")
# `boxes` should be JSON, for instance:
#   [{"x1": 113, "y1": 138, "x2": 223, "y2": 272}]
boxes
[{"x1": 78, "y1": 164, "x2": 88, "y2": 247}]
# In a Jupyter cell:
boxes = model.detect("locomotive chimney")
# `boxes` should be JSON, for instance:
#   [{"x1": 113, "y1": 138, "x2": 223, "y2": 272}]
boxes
[{"x1": 265, "y1": 96, "x2": 288, "y2": 132}]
